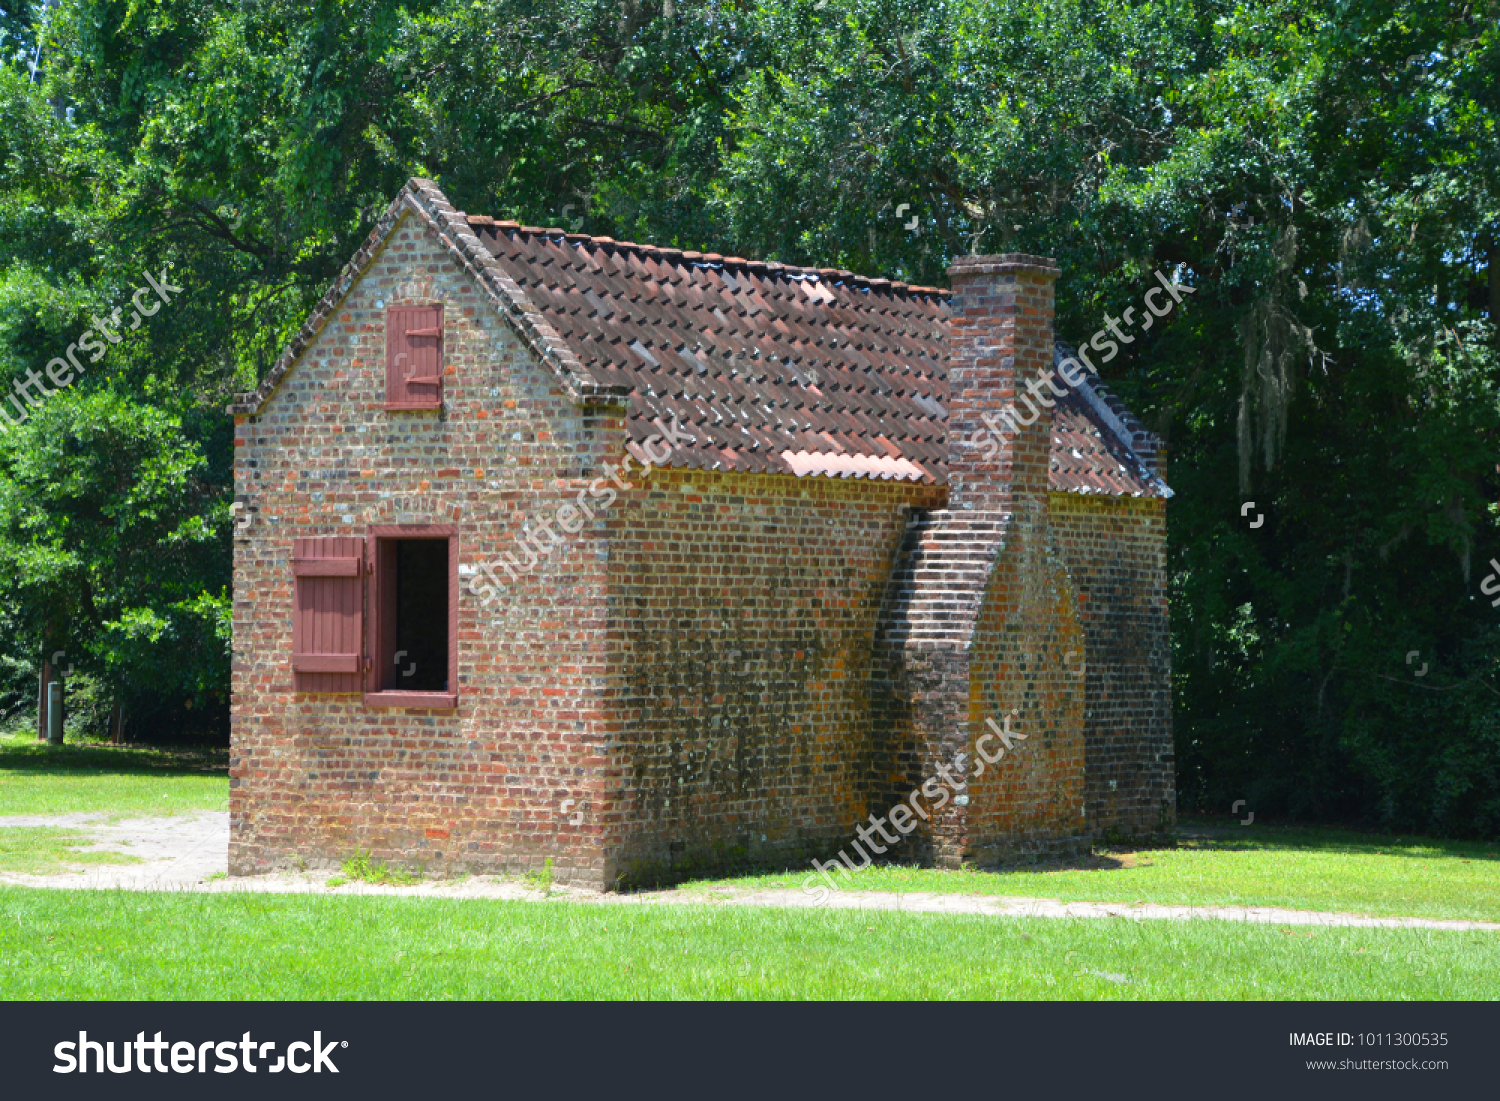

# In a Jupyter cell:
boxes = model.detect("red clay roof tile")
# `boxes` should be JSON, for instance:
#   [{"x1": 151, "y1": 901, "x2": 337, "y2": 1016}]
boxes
[{"x1": 239, "y1": 181, "x2": 1166, "y2": 497}]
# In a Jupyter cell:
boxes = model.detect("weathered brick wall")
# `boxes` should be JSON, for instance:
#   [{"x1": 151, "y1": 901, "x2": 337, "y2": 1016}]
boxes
[
  {"x1": 964, "y1": 502, "x2": 1089, "y2": 864},
  {"x1": 599, "y1": 467, "x2": 944, "y2": 884},
  {"x1": 868, "y1": 640, "x2": 962, "y2": 867},
  {"x1": 232, "y1": 221, "x2": 1171, "y2": 889},
  {"x1": 869, "y1": 255, "x2": 1088, "y2": 869},
  {"x1": 230, "y1": 209, "x2": 617, "y2": 886},
  {"x1": 945, "y1": 256, "x2": 1059, "y2": 513},
  {"x1": 1049, "y1": 491, "x2": 1174, "y2": 838}
]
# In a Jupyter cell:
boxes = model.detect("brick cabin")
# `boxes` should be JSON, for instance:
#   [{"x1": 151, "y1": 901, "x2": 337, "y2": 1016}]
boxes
[{"x1": 227, "y1": 178, "x2": 1174, "y2": 888}]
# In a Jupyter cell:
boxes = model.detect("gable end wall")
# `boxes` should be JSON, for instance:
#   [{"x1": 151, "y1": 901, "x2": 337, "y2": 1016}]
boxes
[{"x1": 230, "y1": 212, "x2": 616, "y2": 885}]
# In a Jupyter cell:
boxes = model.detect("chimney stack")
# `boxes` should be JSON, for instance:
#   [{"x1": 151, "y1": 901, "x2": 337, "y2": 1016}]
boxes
[{"x1": 945, "y1": 254, "x2": 1061, "y2": 514}]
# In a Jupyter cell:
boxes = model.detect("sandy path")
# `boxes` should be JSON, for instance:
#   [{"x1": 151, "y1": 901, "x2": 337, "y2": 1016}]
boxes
[
  {"x1": 2, "y1": 812, "x2": 1496, "y2": 932},
  {"x1": 0, "y1": 811, "x2": 228, "y2": 889}
]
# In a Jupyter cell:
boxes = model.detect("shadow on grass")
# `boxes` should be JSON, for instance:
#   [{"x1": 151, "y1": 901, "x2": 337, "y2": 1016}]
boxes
[
  {"x1": 675, "y1": 818, "x2": 1500, "y2": 894},
  {"x1": 960, "y1": 821, "x2": 1500, "y2": 883},
  {"x1": 1164, "y1": 815, "x2": 1500, "y2": 863},
  {"x1": 0, "y1": 741, "x2": 228, "y2": 778}
]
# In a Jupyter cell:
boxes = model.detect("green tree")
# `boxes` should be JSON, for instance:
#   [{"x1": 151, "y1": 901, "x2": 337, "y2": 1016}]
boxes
[{"x1": 0, "y1": 0, "x2": 1495, "y2": 835}]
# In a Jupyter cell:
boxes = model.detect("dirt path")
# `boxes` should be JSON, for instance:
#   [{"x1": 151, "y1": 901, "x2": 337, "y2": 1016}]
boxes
[
  {"x1": 3, "y1": 812, "x2": 1497, "y2": 933},
  {"x1": 0, "y1": 811, "x2": 227, "y2": 889}
]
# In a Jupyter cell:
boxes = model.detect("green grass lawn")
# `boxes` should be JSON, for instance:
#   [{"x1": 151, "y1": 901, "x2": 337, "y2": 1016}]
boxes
[
  {"x1": 0, "y1": 735, "x2": 228, "y2": 818},
  {"x1": 681, "y1": 821, "x2": 1500, "y2": 924},
  {"x1": 0, "y1": 828, "x2": 142, "y2": 874},
  {"x1": 0, "y1": 735, "x2": 1494, "y2": 1000},
  {"x1": 0, "y1": 886, "x2": 1492, "y2": 1000}
]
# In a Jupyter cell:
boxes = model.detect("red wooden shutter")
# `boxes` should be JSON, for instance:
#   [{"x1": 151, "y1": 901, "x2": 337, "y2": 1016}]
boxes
[
  {"x1": 292, "y1": 537, "x2": 364, "y2": 693},
  {"x1": 385, "y1": 304, "x2": 444, "y2": 410}
]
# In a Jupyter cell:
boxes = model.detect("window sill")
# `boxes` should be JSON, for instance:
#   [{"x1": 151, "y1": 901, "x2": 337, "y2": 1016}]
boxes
[
  {"x1": 363, "y1": 691, "x2": 458, "y2": 709},
  {"x1": 383, "y1": 402, "x2": 442, "y2": 412}
]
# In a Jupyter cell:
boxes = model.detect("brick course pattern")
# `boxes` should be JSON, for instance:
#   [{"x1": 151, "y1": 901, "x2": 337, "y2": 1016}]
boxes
[
  {"x1": 230, "y1": 183, "x2": 1175, "y2": 888},
  {"x1": 230, "y1": 211, "x2": 615, "y2": 884},
  {"x1": 1049, "y1": 492, "x2": 1173, "y2": 838},
  {"x1": 874, "y1": 260, "x2": 1092, "y2": 871},
  {"x1": 601, "y1": 467, "x2": 943, "y2": 883}
]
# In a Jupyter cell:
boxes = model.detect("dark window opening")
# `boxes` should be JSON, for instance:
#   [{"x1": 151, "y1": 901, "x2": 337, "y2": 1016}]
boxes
[
  {"x1": 393, "y1": 539, "x2": 448, "y2": 692},
  {"x1": 369, "y1": 528, "x2": 456, "y2": 703}
]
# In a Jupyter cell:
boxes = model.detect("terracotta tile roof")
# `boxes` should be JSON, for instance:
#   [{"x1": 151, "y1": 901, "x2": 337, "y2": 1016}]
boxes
[
  {"x1": 469, "y1": 219, "x2": 953, "y2": 483},
  {"x1": 1049, "y1": 341, "x2": 1173, "y2": 499},
  {"x1": 472, "y1": 221, "x2": 1169, "y2": 497},
  {"x1": 231, "y1": 179, "x2": 1169, "y2": 499}
]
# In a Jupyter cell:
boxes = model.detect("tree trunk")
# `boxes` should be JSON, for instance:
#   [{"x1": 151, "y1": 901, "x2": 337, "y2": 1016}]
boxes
[
  {"x1": 36, "y1": 658, "x2": 49, "y2": 740},
  {"x1": 38, "y1": 648, "x2": 67, "y2": 742}
]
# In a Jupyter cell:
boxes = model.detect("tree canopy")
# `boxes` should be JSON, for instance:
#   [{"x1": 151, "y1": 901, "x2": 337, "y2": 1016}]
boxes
[{"x1": 1, "y1": 0, "x2": 1496, "y2": 832}]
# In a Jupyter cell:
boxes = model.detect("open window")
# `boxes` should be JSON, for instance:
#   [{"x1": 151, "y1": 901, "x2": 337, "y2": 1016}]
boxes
[
  {"x1": 289, "y1": 526, "x2": 458, "y2": 708},
  {"x1": 365, "y1": 525, "x2": 458, "y2": 708},
  {"x1": 385, "y1": 304, "x2": 444, "y2": 410}
]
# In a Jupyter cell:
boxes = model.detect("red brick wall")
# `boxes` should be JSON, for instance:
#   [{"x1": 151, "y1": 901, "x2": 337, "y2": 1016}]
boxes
[
  {"x1": 871, "y1": 255, "x2": 1090, "y2": 869},
  {"x1": 598, "y1": 466, "x2": 944, "y2": 883},
  {"x1": 1049, "y1": 492, "x2": 1174, "y2": 837},
  {"x1": 231, "y1": 208, "x2": 950, "y2": 888},
  {"x1": 230, "y1": 210, "x2": 618, "y2": 886},
  {"x1": 232, "y1": 224, "x2": 1171, "y2": 889},
  {"x1": 964, "y1": 506, "x2": 1089, "y2": 864},
  {"x1": 946, "y1": 255, "x2": 1059, "y2": 513}
]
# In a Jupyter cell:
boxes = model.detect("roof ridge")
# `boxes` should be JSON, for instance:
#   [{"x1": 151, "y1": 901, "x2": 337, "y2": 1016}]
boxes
[
  {"x1": 230, "y1": 179, "x2": 1168, "y2": 500},
  {"x1": 404, "y1": 182, "x2": 626, "y2": 406},
  {"x1": 466, "y1": 215, "x2": 952, "y2": 301},
  {"x1": 1054, "y1": 338, "x2": 1173, "y2": 497}
]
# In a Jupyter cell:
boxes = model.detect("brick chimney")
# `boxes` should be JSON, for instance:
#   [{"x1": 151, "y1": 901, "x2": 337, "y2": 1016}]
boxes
[{"x1": 945, "y1": 254, "x2": 1061, "y2": 514}]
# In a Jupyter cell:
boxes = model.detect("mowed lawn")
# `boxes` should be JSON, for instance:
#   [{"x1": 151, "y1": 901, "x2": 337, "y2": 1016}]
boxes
[
  {"x1": 681, "y1": 821, "x2": 1500, "y2": 925},
  {"x1": 0, "y1": 735, "x2": 228, "y2": 818},
  {"x1": 1, "y1": 735, "x2": 1497, "y2": 999},
  {"x1": 1, "y1": 886, "x2": 1494, "y2": 1000}
]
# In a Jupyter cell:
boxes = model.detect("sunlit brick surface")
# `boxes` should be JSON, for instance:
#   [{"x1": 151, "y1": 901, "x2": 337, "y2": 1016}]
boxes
[{"x1": 231, "y1": 210, "x2": 614, "y2": 885}]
